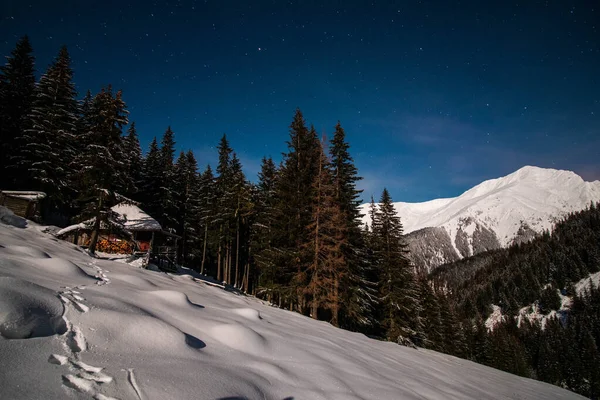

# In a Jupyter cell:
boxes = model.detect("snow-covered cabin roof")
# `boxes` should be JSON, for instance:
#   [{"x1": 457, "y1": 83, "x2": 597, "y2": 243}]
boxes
[
  {"x1": 1, "y1": 191, "x2": 46, "y2": 201},
  {"x1": 111, "y1": 203, "x2": 162, "y2": 231},
  {"x1": 56, "y1": 203, "x2": 161, "y2": 237}
]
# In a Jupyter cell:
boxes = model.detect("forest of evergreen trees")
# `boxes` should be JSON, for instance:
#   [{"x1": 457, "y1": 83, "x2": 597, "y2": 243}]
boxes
[
  {"x1": 0, "y1": 37, "x2": 429, "y2": 343},
  {"x1": 430, "y1": 204, "x2": 600, "y2": 398},
  {"x1": 1, "y1": 37, "x2": 599, "y2": 398}
]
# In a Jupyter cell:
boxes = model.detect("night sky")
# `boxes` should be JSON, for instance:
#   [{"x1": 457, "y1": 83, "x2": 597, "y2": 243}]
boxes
[{"x1": 1, "y1": 1, "x2": 598, "y2": 202}]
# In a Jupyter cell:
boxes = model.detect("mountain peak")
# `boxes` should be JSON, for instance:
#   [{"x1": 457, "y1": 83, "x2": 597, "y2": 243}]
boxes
[
  {"x1": 507, "y1": 165, "x2": 581, "y2": 182},
  {"x1": 361, "y1": 165, "x2": 600, "y2": 271}
]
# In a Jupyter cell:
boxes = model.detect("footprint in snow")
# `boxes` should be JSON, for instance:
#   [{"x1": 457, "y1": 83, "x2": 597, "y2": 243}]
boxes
[
  {"x1": 59, "y1": 289, "x2": 89, "y2": 313},
  {"x1": 48, "y1": 332, "x2": 116, "y2": 397},
  {"x1": 93, "y1": 266, "x2": 111, "y2": 285}
]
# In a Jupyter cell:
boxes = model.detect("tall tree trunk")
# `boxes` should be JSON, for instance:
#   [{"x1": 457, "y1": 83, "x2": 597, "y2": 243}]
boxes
[
  {"x1": 234, "y1": 217, "x2": 240, "y2": 288},
  {"x1": 200, "y1": 223, "x2": 208, "y2": 274},
  {"x1": 310, "y1": 148, "x2": 322, "y2": 320},
  {"x1": 217, "y1": 225, "x2": 222, "y2": 281},
  {"x1": 88, "y1": 193, "x2": 104, "y2": 255},
  {"x1": 311, "y1": 290, "x2": 318, "y2": 320},
  {"x1": 243, "y1": 241, "x2": 251, "y2": 293},
  {"x1": 225, "y1": 242, "x2": 231, "y2": 285},
  {"x1": 243, "y1": 262, "x2": 250, "y2": 293},
  {"x1": 332, "y1": 277, "x2": 339, "y2": 327},
  {"x1": 246, "y1": 241, "x2": 252, "y2": 294}
]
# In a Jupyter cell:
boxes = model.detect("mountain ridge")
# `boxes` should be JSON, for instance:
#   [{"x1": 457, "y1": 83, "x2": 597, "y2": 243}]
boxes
[{"x1": 361, "y1": 165, "x2": 600, "y2": 272}]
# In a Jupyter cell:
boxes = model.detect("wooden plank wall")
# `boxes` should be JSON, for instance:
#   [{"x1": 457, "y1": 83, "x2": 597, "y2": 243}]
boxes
[{"x1": 0, "y1": 195, "x2": 31, "y2": 218}]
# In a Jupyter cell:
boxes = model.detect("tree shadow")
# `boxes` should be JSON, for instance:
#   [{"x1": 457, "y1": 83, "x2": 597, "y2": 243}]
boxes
[
  {"x1": 184, "y1": 332, "x2": 206, "y2": 349},
  {"x1": 189, "y1": 300, "x2": 205, "y2": 309}
]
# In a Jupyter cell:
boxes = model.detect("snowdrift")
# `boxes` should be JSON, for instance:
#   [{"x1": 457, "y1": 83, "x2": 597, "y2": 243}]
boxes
[{"x1": 0, "y1": 220, "x2": 585, "y2": 399}]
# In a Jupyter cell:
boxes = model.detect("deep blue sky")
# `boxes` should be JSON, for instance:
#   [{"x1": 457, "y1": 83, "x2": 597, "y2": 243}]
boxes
[{"x1": 1, "y1": 0, "x2": 598, "y2": 202}]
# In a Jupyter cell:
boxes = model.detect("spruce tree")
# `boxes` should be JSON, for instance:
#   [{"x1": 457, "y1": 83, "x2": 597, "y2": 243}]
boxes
[
  {"x1": 215, "y1": 134, "x2": 235, "y2": 282},
  {"x1": 73, "y1": 86, "x2": 130, "y2": 193},
  {"x1": 272, "y1": 109, "x2": 320, "y2": 311},
  {"x1": 329, "y1": 122, "x2": 376, "y2": 330},
  {"x1": 72, "y1": 86, "x2": 130, "y2": 253},
  {"x1": 173, "y1": 150, "x2": 201, "y2": 266},
  {"x1": 20, "y1": 46, "x2": 78, "y2": 219},
  {"x1": 123, "y1": 121, "x2": 143, "y2": 198},
  {"x1": 139, "y1": 137, "x2": 162, "y2": 219},
  {"x1": 439, "y1": 293, "x2": 467, "y2": 356},
  {"x1": 304, "y1": 140, "x2": 347, "y2": 325},
  {"x1": 418, "y1": 277, "x2": 443, "y2": 350},
  {"x1": 77, "y1": 90, "x2": 93, "y2": 136},
  {"x1": 157, "y1": 126, "x2": 178, "y2": 232},
  {"x1": 0, "y1": 36, "x2": 35, "y2": 189},
  {"x1": 373, "y1": 188, "x2": 422, "y2": 346},
  {"x1": 229, "y1": 152, "x2": 253, "y2": 290},
  {"x1": 198, "y1": 164, "x2": 216, "y2": 275},
  {"x1": 253, "y1": 157, "x2": 280, "y2": 301}
]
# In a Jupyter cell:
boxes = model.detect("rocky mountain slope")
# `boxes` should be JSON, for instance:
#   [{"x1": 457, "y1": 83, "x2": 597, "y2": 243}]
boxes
[{"x1": 361, "y1": 166, "x2": 600, "y2": 272}]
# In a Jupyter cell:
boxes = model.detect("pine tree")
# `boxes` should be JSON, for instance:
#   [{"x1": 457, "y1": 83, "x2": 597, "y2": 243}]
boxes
[
  {"x1": 536, "y1": 318, "x2": 562, "y2": 385},
  {"x1": 123, "y1": 122, "x2": 143, "y2": 198},
  {"x1": 157, "y1": 126, "x2": 178, "y2": 232},
  {"x1": 20, "y1": 46, "x2": 78, "y2": 220},
  {"x1": 303, "y1": 140, "x2": 348, "y2": 325},
  {"x1": 229, "y1": 152, "x2": 253, "y2": 290},
  {"x1": 72, "y1": 86, "x2": 130, "y2": 254},
  {"x1": 228, "y1": 152, "x2": 249, "y2": 287},
  {"x1": 215, "y1": 134, "x2": 235, "y2": 283},
  {"x1": 173, "y1": 150, "x2": 202, "y2": 267},
  {"x1": 198, "y1": 164, "x2": 216, "y2": 275},
  {"x1": 272, "y1": 109, "x2": 321, "y2": 311},
  {"x1": 0, "y1": 36, "x2": 35, "y2": 189},
  {"x1": 418, "y1": 277, "x2": 443, "y2": 350},
  {"x1": 439, "y1": 293, "x2": 467, "y2": 356},
  {"x1": 362, "y1": 196, "x2": 383, "y2": 334},
  {"x1": 73, "y1": 86, "x2": 130, "y2": 193},
  {"x1": 253, "y1": 157, "x2": 280, "y2": 301},
  {"x1": 70, "y1": 89, "x2": 93, "y2": 179},
  {"x1": 77, "y1": 90, "x2": 93, "y2": 136},
  {"x1": 373, "y1": 188, "x2": 422, "y2": 346},
  {"x1": 139, "y1": 137, "x2": 162, "y2": 219},
  {"x1": 329, "y1": 122, "x2": 376, "y2": 330}
]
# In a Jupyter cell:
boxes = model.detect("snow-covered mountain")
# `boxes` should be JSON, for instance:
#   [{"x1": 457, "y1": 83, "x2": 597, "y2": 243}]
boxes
[
  {"x1": 361, "y1": 166, "x2": 600, "y2": 272},
  {"x1": 0, "y1": 209, "x2": 585, "y2": 399}
]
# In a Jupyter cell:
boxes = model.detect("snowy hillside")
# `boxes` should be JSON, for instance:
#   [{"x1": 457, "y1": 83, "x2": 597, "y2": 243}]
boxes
[
  {"x1": 0, "y1": 215, "x2": 586, "y2": 399},
  {"x1": 484, "y1": 272, "x2": 600, "y2": 332},
  {"x1": 361, "y1": 166, "x2": 600, "y2": 271}
]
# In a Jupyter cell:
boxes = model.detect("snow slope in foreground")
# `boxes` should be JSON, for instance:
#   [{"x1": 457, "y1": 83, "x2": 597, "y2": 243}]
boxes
[{"x1": 0, "y1": 222, "x2": 585, "y2": 399}]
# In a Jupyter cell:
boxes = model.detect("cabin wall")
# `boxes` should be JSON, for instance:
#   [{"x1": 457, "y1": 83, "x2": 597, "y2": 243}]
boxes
[{"x1": 0, "y1": 196, "x2": 32, "y2": 218}]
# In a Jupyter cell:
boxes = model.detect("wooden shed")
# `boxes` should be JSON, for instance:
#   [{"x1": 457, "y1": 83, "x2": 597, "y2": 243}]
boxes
[
  {"x1": 0, "y1": 191, "x2": 46, "y2": 221},
  {"x1": 56, "y1": 202, "x2": 180, "y2": 271}
]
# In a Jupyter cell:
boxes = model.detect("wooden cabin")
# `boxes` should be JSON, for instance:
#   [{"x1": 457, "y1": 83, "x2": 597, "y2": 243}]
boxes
[
  {"x1": 0, "y1": 191, "x2": 46, "y2": 221},
  {"x1": 56, "y1": 203, "x2": 180, "y2": 270}
]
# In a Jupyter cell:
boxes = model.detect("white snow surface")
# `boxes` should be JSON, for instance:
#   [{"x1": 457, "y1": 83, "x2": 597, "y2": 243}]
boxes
[
  {"x1": 1, "y1": 191, "x2": 46, "y2": 201},
  {"x1": 0, "y1": 222, "x2": 585, "y2": 399},
  {"x1": 0, "y1": 206, "x2": 27, "y2": 228},
  {"x1": 575, "y1": 271, "x2": 600, "y2": 295},
  {"x1": 485, "y1": 305, "x2": 506, "y2": 332},
  {"x1": 111, "y1": 203, "x2": 162, "y2": 231},
  {"x1": 361, "y1": 166, "x2": 600, "y2": 247},
  {"x1": 56, "y1": 203, "x2": 161, "y2": 237}
]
